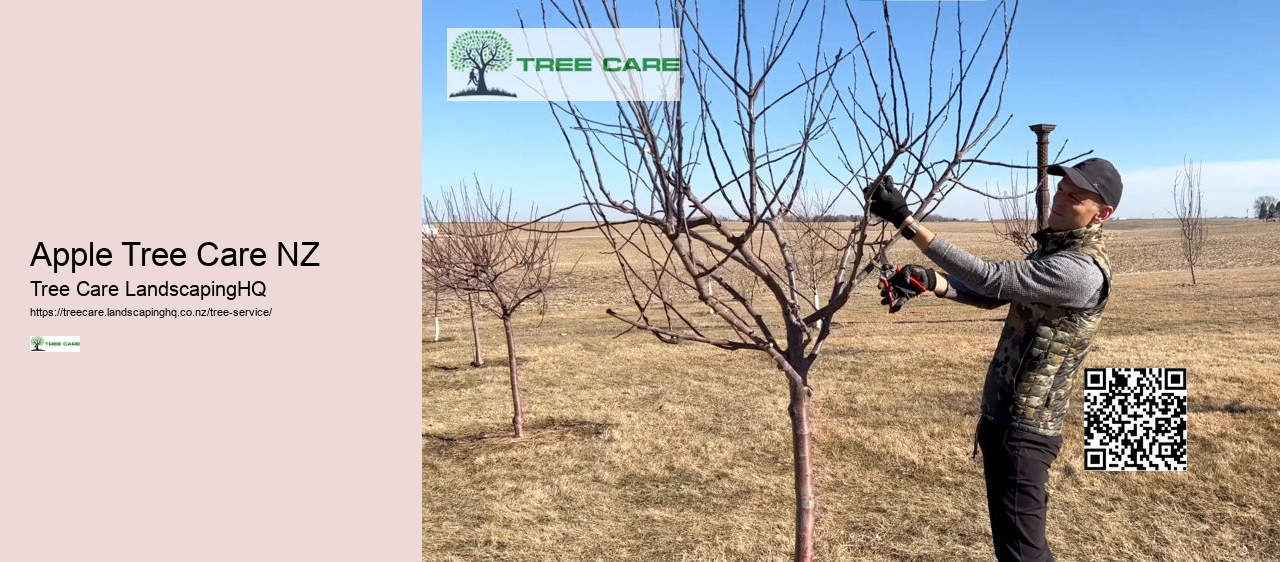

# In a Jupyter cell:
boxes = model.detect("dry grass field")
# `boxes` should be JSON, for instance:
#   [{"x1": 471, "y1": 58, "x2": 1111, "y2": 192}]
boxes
[{"x1": 423, "y1": 219, "x2": 1280, "y2": 561}]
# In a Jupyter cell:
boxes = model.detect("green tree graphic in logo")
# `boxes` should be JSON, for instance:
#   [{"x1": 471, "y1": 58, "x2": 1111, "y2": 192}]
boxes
[
  {"x1": 30, "y1": 336, "x2": 45, "y2": 351},
  {"x1": 449, "y1": 30, "x2": 517, "y2": 98}
]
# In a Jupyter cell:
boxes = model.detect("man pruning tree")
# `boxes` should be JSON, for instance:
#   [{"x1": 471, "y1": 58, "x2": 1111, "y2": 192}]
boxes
[{"x1": 865, "y1": 158, "x2": 1123, "y2": 562}]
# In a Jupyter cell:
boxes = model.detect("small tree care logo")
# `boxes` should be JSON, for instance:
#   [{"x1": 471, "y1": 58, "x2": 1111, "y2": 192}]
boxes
[
  {"x1": 449, "y1": 30, "x2": 517, "y2": 98},
  {"x1": 29, "y1": 335, "x2": 80, "y2": 352}
]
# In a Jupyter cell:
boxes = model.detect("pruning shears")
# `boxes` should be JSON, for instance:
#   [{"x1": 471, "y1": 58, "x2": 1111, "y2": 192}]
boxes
[{"x1": 875, "y1": 254, "x2": 906, "y2": 314}]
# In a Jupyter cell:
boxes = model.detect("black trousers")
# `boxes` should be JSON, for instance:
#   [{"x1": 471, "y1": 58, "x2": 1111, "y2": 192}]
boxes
[{"x1": 976, "y1": 419, "x2": 1064, "y2": 562}]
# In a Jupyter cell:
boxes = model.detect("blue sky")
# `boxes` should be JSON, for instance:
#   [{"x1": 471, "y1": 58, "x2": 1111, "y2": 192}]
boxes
[{"x1": 425, "y1": 1, "x2": 1280, "y2": 220}]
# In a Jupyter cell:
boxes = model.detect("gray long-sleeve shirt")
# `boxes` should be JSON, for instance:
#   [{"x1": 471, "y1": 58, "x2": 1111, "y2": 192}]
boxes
[{"x1": 924, "y1": 237, "x2": 1104, "y2": 310}]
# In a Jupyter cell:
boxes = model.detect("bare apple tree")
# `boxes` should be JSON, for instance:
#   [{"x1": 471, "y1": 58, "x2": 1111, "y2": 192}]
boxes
[
  {"x1": 1171, "y1": 158, "x2": 1207, "y2": 284},
  {"x1": 984, "y1": 159, "x2": 1039, "y2": 256},
  {"x1": 784, "y1": 187, "x2": 843, "y2": 330},
  {"x1": 422, "y1": 181, "x2": 563, "y2": 438},
  {"x1": 986, "y1": 141, "x2": 1090, "y2": 256},
  {"x1": 424, "y1": 195, "x2": 484, "y2": 358},
  {"x1": 539, "y1": 0, "x2": 1022, "y2": 559}
]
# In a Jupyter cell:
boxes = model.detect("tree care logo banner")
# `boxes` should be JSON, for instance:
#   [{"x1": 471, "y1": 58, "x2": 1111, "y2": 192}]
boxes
[
  {"x1": 29, "y1": 335, "x2": 80, "y2": 352},
  {"x1": 446, "y1": 28, "x2": 681, "y2": 102}
]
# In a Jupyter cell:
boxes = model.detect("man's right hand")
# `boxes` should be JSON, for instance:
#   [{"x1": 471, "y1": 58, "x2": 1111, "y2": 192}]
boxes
[{"x1": 879, "y1": 264, "x2": 937, "y2": 312}]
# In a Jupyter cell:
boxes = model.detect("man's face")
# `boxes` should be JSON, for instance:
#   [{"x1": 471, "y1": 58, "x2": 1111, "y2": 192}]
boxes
[{"x1": 1047, "y1": 178, "x2": 1113, "y2": 231}]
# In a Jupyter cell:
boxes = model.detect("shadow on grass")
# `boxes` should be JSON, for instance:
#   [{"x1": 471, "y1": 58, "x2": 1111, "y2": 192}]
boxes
[
  {"x1": 422, "y1": 336, "x2": 458, "y2": 344},
  {"x1": 422, "y1": 417, "x2": 616, "y2": 448},
  {"x1": 1189, "y1": 400, "x2": 1278, "y2": 415},
  {"x1": 424, "y1": 418, "x2": 616, "y2": 458},
  {"x1": 431, "y1": 356, "x2": 534, "y2": 370},
  {"x1": 427, "y1": 357, "x2": 535, "y2": 371}
]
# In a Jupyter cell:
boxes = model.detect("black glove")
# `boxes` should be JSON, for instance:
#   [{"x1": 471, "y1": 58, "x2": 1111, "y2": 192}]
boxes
[
  {"x1": 879, "y1": 265, "x2": 936, "y2": 313},
  {"x1": 863, "y1": 175, "x2": 912, "y2": 227}
]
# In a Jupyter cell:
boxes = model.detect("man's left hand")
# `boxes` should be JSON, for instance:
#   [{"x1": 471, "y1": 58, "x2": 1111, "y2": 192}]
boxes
[{"x1": 863, "y1": 175, "x2": 912, "y2": 227}]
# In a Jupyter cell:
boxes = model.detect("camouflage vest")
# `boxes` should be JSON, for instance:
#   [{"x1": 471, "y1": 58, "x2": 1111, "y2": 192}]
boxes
[{"x1": 981, "y1": 224, "x2": 1111, "y2": 436}]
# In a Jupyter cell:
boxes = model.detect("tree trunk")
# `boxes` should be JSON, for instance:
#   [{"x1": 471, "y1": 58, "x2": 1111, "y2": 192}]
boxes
[
  {"x1": 468, "y1": 294, "x2": 484, "y2": 367},
  {"x1": 502, "y1": 315, "x2": 525, "y2": 438},
  {"x1": 477, "y1": 68, "x2": 488, "y2": 92},
  {"x1": 1190, "y1": 263, "x2": 1197, "y2": 286},
  {"x1": 433, "y1": 316, "x2": 440, "y2": 342},
  {"x1": 787, "y1": 374, "x2": 816, "y2": 562}
]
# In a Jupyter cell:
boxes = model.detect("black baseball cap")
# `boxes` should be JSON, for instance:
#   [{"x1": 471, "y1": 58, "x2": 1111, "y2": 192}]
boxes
[{"x1": 1047, "y1": 158, "x2": 1123, "y2": 208}]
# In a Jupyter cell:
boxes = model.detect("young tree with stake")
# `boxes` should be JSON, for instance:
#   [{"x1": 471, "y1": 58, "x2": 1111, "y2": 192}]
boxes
[
  {"x1": 422, "y1": 181, "x2": 563, "y2": 438},
  {"x1": 423, "y1": 196, "x2": 445, "y2": 344}
]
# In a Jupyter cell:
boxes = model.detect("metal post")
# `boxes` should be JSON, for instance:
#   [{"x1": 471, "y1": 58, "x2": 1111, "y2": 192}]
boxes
[{"x1": 1029, "y1": 124, "x2": 1056, "y2": 230}]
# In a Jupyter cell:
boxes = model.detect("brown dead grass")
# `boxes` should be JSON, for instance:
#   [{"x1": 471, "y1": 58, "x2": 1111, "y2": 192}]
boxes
[{"x1": 424, "y1": 219, "x2": 1280, "y2": 561}]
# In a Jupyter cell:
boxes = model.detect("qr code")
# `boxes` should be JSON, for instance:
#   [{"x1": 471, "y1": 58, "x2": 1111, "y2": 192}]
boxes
[{"x1": 1083, "y1": 368, "x2": 1187, "y2": 471}]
